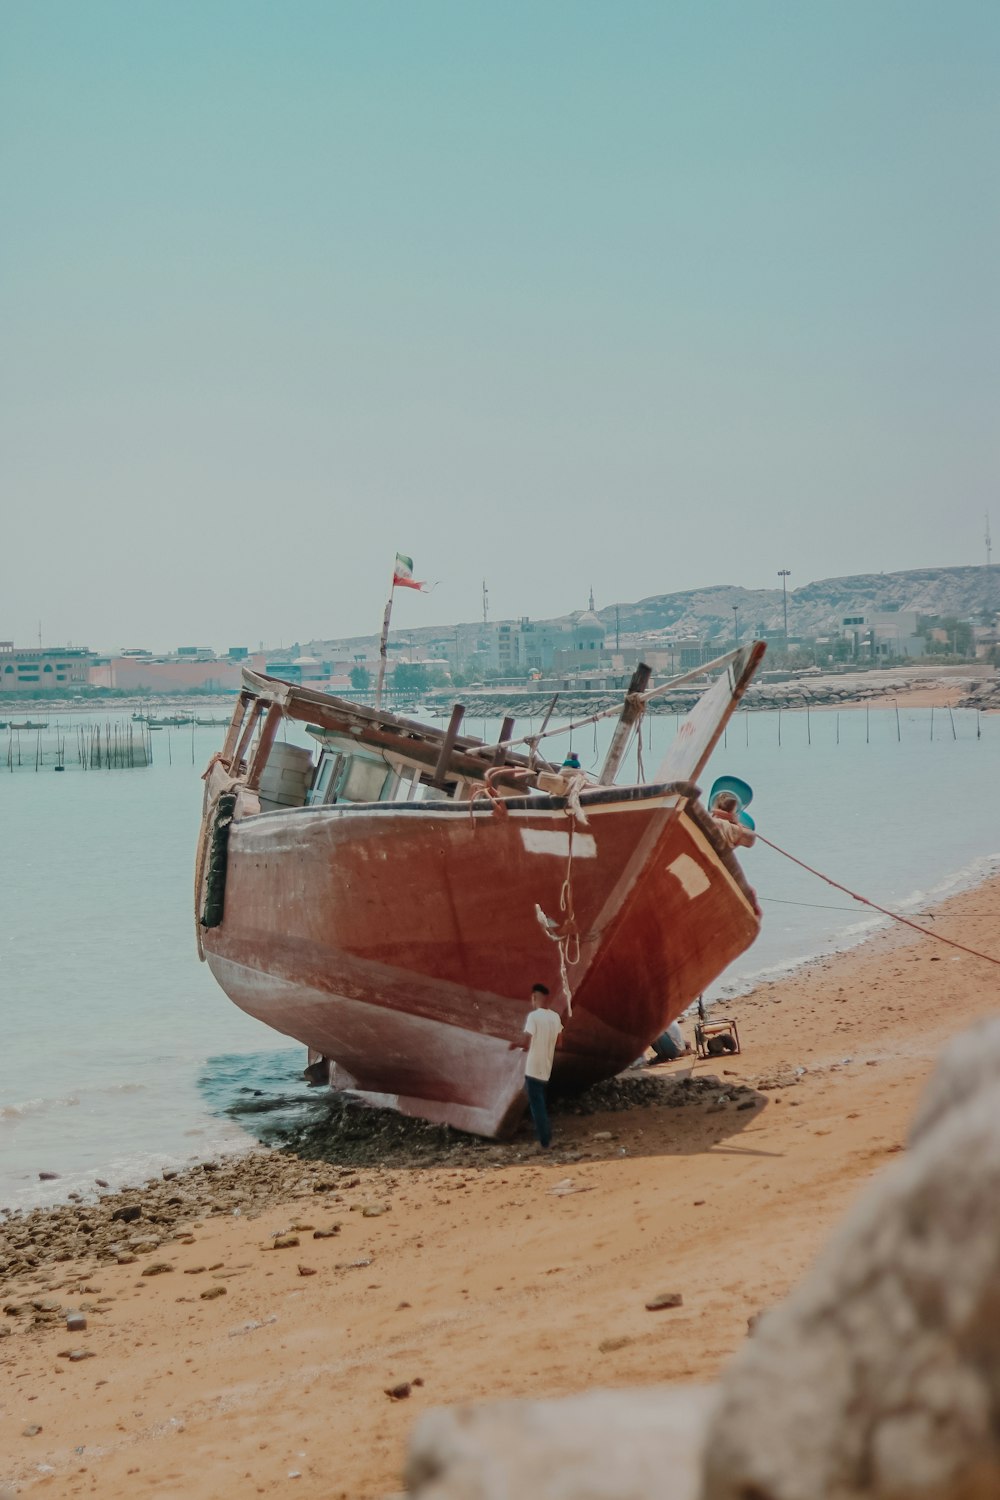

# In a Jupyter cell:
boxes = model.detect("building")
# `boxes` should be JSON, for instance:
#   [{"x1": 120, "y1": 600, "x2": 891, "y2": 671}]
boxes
[
  {"x1": 0, "y1": 642, "x2": 93, "y2": 693},
  {"x1": 841, "y1": 610, "x2": 925, "y2": 659},
  {"x1": 90, "y1": 648, "x2": 263, "y2": 692},
  {"x1": 489, "y1": 609, "x2": 606, "y2": 673}
]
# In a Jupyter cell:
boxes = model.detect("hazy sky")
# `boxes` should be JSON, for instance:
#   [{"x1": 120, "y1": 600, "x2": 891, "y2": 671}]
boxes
[{"x1": 3, "y1": 1, "x2": 998, "y2": 654}]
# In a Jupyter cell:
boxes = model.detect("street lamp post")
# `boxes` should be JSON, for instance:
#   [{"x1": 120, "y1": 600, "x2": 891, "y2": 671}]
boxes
[
  {"x1": 732, "y1": 603, "x2": 740, "y2": 644},
  {"x1": 778, "y1": 569, "x2": 791, "y2": 650}
]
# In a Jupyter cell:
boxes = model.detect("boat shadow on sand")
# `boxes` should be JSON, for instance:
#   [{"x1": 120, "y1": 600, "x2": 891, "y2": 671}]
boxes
[{"x1": 201, "y1": 1053, "x2": 771, "y2": 1169}]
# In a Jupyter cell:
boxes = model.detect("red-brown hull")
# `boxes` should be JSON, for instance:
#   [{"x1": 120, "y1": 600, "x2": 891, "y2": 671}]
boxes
[{"x1": 203, "y1": 784, "x2": 760, "y2": 1137}]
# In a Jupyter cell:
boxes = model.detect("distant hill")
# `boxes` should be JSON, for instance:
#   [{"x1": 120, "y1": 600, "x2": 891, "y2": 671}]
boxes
[
  {"x1": 598, "y1": 565, "x2": 1000, "y2": 643},
  {"x1": 302, "y1": 565, "x2": 1000, "y2": 657}
]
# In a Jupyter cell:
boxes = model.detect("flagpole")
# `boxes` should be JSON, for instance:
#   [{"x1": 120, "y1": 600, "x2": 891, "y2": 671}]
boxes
[{"x1": 375, "y1": 585, "x2": 395, "y2": 710}]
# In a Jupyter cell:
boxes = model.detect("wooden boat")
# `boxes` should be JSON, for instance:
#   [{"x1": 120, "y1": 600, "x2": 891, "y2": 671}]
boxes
[
  {"x1": 133, "y1": 712, "x2": 193, "y2": 727},
  {"x1": 195, "y1": 644, "x2": 765, "y2": 1138},
  {"x1": 9, "y1": 720, "x2": 48, "y2": 731}
]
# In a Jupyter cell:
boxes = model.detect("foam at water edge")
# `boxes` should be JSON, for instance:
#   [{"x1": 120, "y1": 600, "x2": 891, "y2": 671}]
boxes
[{"x1": 703, "y1": 851, "x2": 1000, "y2": 1011}]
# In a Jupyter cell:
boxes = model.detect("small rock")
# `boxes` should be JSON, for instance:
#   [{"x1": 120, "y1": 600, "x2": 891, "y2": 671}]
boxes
[
  {"x1": 312, "y1": 1226, "x2": 341, "y2": 1239},
  {"x1": 116, "y1": 1252, "x2": 137, "y2": 1265},
  {"x1": 297, "y1": 1265, "x2": 317, "y2": 1277},
  {"x1": 362, "y1": 1204, "x2": 389, "y2": 1218},
  {"x1": 111, "y1": 1205, "x2": 142, "y2": 1224},
  {"x1": 385, "y1": 1382, "x2": 412, "y2": 1400},
  {"x1": 200, "y1": 1285, "x2": 226, "y2": 1300},
  {"x1": 66, "y1": 1312, "x2": 87, "y2": 1332},
  {"x1": 95, "y1": 1179, "x2": 109, "y2": 1188},
  {"x1": 141, "y1": 1262, "x2": 174, "y2": 1276},
  {"x1": 645, "y1": 1292, "x2": 683, "y2": 1312},
  {"x1": 598, "y1": 1335, "x2": 633, "y2": 1353},
  {"x1": 38, "y1": 1171, "x2": 59, "y2": 1181},
  {"x1": 68, "y1": 1349, "x2": 96, "y2": 1361},
  {"x1": 183, "y1": 1266, "x2": 207, "y2": 1275},
  {"x1": 23, "y1": 1423, "x2": 43, "y2": 1436},
  {"x1": 270, "y1": 1235, "x2": 300, "y2": 1250}
]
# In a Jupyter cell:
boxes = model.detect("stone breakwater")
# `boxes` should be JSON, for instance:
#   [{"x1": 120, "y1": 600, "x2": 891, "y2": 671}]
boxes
[
  {"x1": 441, "y1": 675, "x2": 970, "y2": 723},
  {"x1": 0, "y1": 1071, "x2": 759, "y2": 1291},
  {"x1": 960, "y1": 676, "x2": 1000, "y2": 710}
]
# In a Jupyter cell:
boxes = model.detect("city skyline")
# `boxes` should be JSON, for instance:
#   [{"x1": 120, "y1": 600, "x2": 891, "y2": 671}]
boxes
[
  {"x1": 3, "y1": 3, "x2": 998, "y2": 653},
  {"x1": 8, "y1": 557, "x2": 996, "y2": 660}
]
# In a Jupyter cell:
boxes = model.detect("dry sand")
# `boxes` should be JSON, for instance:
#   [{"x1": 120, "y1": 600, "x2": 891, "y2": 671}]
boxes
[{"x1": 3, "y1": 879, "x2": 999, "y2": 1499}]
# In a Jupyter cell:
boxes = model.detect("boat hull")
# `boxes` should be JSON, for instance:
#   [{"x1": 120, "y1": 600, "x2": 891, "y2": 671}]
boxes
[{"x1": 202, "y1": 784, "x2": 760, "y2": 1137}]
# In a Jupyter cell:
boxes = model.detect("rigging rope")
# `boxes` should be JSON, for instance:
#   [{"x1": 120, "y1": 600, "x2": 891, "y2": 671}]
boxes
[{"x1": 757, "y1": 833, "x2": 1000, "y2": 968}]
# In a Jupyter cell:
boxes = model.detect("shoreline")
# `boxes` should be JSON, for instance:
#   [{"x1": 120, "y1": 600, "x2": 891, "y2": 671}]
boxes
[
  {"x1": 3, "y1": 869, "x2": 999, "y2": 1498},
  {"x1": 6, "y1": 843, "x2": 997, "y2": 1219}
]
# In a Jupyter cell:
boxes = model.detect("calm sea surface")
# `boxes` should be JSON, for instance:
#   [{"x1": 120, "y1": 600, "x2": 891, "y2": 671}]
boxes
[{"x1": 1, "y1": 704, "x2": 996, "y2": 1209}]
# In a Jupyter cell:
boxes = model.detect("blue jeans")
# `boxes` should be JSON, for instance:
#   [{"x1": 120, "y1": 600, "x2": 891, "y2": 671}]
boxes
[{"x1": 524, "y1": 1075, "x2": 552, "y2": 1148}]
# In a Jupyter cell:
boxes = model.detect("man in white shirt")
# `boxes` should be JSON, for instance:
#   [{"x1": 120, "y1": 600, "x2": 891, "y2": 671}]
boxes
[{"x1": 518, "y1": 983, "x2": 563, "y2": 1149}]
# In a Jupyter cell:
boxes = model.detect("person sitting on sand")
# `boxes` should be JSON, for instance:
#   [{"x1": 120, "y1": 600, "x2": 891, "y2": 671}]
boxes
[{"x1": 647, "y1": 1019, "x2": 693, "y2": 1063}]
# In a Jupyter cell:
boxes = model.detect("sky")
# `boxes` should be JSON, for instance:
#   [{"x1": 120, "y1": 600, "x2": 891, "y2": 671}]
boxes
[{"x1": 2, "y1": 1, "x2": 998, "y2": 654}]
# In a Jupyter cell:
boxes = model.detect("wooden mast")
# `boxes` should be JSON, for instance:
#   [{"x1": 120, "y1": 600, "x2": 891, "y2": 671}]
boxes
[{"x1": 598, "y1": 662, "x2": 652, "y2": 785}]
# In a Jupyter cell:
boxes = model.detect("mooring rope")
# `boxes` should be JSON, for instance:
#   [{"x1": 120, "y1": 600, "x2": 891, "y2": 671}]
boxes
[{"x1": 757, "y1": 833, "x2": 1000, "y2": 968}]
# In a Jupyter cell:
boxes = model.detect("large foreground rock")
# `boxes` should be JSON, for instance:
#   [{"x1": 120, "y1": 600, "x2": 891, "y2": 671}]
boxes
[
  {"x1": 405, "y1": 1385, "x2": 716, "y2": 1500},
  {"x1": 402, "y1": 1018, "x2": 1000, "y2": 1499},
  {"x1": 700, "y1": 1017, "x2": 1000, "y2": 1499}
]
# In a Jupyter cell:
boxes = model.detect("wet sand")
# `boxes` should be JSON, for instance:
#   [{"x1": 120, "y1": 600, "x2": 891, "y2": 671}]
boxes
[{"x1": 3, "y1": 871, "x2": 998, "y2": 1499}]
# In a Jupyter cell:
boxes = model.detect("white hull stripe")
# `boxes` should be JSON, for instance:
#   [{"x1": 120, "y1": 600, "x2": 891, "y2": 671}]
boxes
[{"x1": 520, "y1": 829, "x2": 598, "y2": 858}]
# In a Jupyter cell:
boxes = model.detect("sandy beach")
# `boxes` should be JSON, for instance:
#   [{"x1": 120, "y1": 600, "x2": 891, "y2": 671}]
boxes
[{"x1": 3, "y1": 864, "x2": 998, "y2": 1500}]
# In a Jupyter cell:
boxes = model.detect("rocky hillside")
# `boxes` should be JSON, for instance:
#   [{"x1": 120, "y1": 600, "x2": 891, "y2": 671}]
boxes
[
  {"x1": 308, "y1": 565, "x2": 999, "y2": 657},
  {"x1": 602, "y1": 566, "x2": 1000, "y2": 642}
]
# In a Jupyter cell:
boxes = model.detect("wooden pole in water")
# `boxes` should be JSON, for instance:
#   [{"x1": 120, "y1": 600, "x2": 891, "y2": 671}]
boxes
[
  {"x1": 895, "y1": 699, "x2": 901, "y2": 741},
  {"x1": 930, "y1": 705, "x2": 934, "y2": 741},
  {"x1": 599, "y1": 663, "x2": 652, "y2": 785}
]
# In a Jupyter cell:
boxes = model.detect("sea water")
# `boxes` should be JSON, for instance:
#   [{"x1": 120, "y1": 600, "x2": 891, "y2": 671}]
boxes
[{"x1": 1, "y1": 706, "x2": 996, "y2": 1209}]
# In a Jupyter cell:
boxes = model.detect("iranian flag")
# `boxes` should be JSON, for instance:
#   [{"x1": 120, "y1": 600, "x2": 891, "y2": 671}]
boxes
[{"x1": 392, "y1": 553, "x2": 428, "y2": 591}]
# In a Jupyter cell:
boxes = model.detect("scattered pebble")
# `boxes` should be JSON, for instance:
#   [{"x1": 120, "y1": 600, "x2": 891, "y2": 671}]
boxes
[{"x1": 645, "y1": 1292, "x2": 684, "y2": 1312}]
